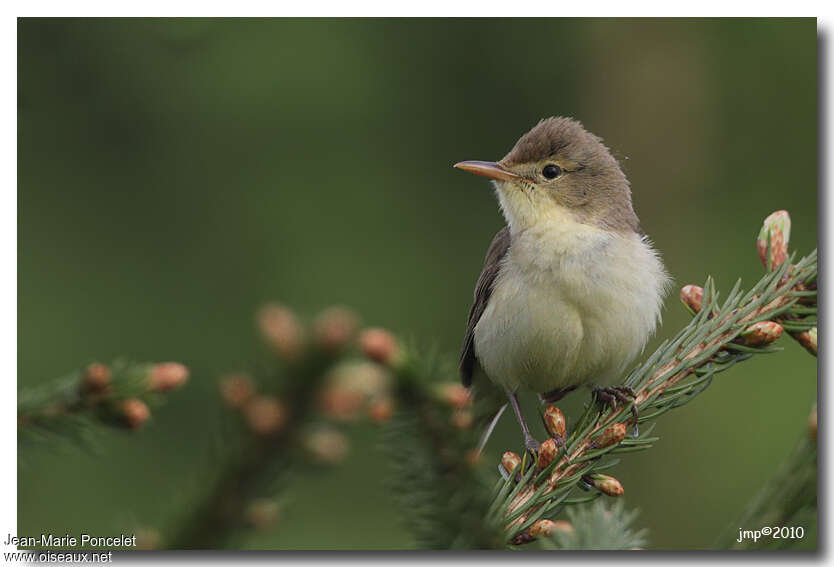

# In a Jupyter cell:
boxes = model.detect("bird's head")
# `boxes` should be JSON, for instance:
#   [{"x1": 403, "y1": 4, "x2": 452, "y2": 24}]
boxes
[{"x1": 455, "y1": 117, "x2": 640, "y2": 235}]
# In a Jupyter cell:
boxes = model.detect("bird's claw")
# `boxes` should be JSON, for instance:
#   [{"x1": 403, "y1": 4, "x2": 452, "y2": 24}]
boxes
[
  {"x1": 524, "y1": 434, "x2": 541, "y2": 456},
  {"x1": 594, "y1": 385, "x2": 640, "y2": 437}
]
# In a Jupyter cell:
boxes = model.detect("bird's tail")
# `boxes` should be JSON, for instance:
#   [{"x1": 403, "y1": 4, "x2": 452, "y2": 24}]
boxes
[{"x1": 476, "y1": 402, "x2": 507, "y2": 455}]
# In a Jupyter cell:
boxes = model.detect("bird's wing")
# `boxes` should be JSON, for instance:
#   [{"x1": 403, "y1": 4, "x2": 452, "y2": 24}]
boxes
[{"x1": 459, "y1": 226, "x2": 511, "y2": 387}]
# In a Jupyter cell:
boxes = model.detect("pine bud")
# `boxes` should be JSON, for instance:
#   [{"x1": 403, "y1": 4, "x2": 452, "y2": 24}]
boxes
[
  {"x1": 219, "y1": 373, "x2": 256, "y2": 409},
  {"x1": 592, "y1": 423, "x2": 627, "y2": 449},
  {"x1": 680, "y1": 285, "x2": 704, "y2": 315},
  {"x1": 586, "y1": 473, "x2": 624, "y2": 496},
  {"x1": 257, "y1": 302, "x2": 304, "y2": 360},
  {"x1": 530, "y1": 519, "x2": 574, "y2": 538},
  {"x1": 737, "y1": 321, "x2": 783, "y2": 346},
  {"x1": 303, "y1": 428, "x2": 349, "y2": 465},
  {"x1": 450, "y1": 408, "x2": 474, "y2": 429},
  {"x1": 318, "y1": 361, "x2": 391, "y2": 421},
  {"x1": 148, "y1": 362, "x2": 189, "y2": 392},
  {"x1": 808, "y1": 404, "x2": 817, "y2": 441},
  {"x1": 757, "y1": 210, "x2": 791, "y2": 271},
  {"x1": 367, "y1": 397, "x2": 394, "y2": 423},
  {"x1": 317, "y1": 385, "x2": 365, "y2": 422},
  {"x1": 245, "y1": 498, "x2": 281, "y2": 530},
  {"x1": 134, "y1": 528, "x2": 161, "y2": 550},
  {"x1": 81, "y1": 363, "x2": 111, "y2": 394},
  {"x1": 543, "y1": 405, "x2": 566, "y2": 440},
  {"x1": 313, "y1": 306, "x2": 359, "y2": 353},
  {"x1": 501, "y1": 451, "x2": 521, "y2": 475},
  {"x1": 550, "y1": 520, "x2": 575, "y2": 536},
  {"x1": 432, "y1": 382, "x2": 472, "y2": 409},
  {"x1": 358, "y1": 328, "x2": 400, "y2": 366},
  {"x1": 243, "y1": 395, "x2": 288, "y2": 436},
  {"x1": 537, "y1": 438, "x2": 559, "y2": 470},
  {"x1": 119, "y1": 398, "x2": 151, "y2": 429},
  {"x1": 793, "y1": 327, "x2": 817, "y2": 356},
  {"x1": 465, "y1": 449, "x2": 482, "y2": 467}
]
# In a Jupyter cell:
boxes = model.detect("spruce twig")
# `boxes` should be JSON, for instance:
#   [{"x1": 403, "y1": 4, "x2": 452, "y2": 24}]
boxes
[
  {"x1": 166, "y1": 305, "x2": 387, "y2": 549},
  {"x1": 165, "y1": 351, "x2": 337, "y2": 549},
  {"x1": 18, "y1": 360, "x2": 189, "y2": 449},
  {"x1": 381, "y1": 347, "x2": 503, "y2": 549}
]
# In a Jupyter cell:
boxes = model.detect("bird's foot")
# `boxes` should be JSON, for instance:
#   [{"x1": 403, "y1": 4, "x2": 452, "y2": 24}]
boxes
[
  {"x1": 593, "y1": 385, "x2": 640, "y2": 438},
  {"x1": 522, "y1": 432, "x2": 541, "y2": 459}
]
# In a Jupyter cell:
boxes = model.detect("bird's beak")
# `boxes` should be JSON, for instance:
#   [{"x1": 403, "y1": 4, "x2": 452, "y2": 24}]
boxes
[{"x1": 453, "y1": 160, "x2": 522, "y2": 182}]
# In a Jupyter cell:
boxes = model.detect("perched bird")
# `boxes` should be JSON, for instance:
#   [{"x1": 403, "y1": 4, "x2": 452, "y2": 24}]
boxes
[{"x1": 455, "y1": 117, "x2": 670, "y2": 453}]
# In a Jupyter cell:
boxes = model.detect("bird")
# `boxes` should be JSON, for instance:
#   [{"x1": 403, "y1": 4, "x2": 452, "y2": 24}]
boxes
[{"x1": 454, "y1": 116, "x2": 670, "y2": 454}]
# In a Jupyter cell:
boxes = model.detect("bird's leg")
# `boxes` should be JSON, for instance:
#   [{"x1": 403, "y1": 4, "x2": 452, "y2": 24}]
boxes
[
  {"x1": 539, "y1": 385, "x2": 578, "y2": 405},
  {"x1": 507, "y1": 390, "x2": 540, "y2": 455},
  {"x1": 593, "y1": 385, "x2": 640, "y2": 437}
]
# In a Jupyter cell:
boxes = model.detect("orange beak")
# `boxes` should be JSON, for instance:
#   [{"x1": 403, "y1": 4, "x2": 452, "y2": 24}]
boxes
[{"x1": 453, "y1": 160, "x2": 522, "y2": 182}]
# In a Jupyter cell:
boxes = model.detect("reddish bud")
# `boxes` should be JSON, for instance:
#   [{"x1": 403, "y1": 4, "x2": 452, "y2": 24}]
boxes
[
  {"x1": 433, "y1": 382, "x2": 472, "y2": 409},
  {"x1": 318, "y1": 386, "x2": 365, "y2": 422},
  {"x1": 148, "y1": 362, "x2": 189, "y2": 392},
  {"x1": 737, "y1": 321, "x2": 783, "y2": 346},
  {"x1": 501, "y1": 451, "x2": 521, "y2": 475},
  {"x1": 134, "y1": 528, "x2": 161, "y2": 550},
  {"x1": 245, "y1": 498, "x2": 281, "y2": 530},
  {"x1": 359, "y1": 328, "x2": 401, "y2": 366},
  {"x1": 530, "y1": 519, "x2": 574, "y2": 538},
  {"x1": 537, "y1": 438, "x2": 559, "y2": 470},
  {"x1": 81, "y1": 363, "x2": 111, "y2": 394},
  {"x1": 303, "y1": 428, "x2": 349, "y2": 465},
  {"x1": 680, "y1": 285, "x2": 704, "y2": 315},
  {"x1": 793, "y1": 327, "x2": 817, "y2": 356},
  {"x1": 257, "y1": 303, "x2": 304, "y2": 360},
  {"x1": 592, "y1": 423, "x2": 627, "y2": 449},
  {"x1": 367, "y1": 397, "x2": 394, "y2": 423},
  {"x1": 465, "y1": 449, "x2": 482, "y2": 467},
  {"x1": 219, "y1": 373, "x2": 256, "y2": 409},
  {"x1": 450, "y1": 409, "x2": 474, "y2": 429},
  {"x1": 550, "y1": 520, "x2": 575, "y2": 536},
  {"x1": 586, "y1": 473, "x2": 624, "y2": 496},
  {"x1": 243, "y1": 395, "x2": 288, "y2": 436},
  {"x1": 543, "y1": 405, "x2": 566, "y2": 440},
  {"x1": 757, "y1": 210, "x2": 791, "y2": 271},
  {"x1": 120, "y1": 398, "x2": 151, "y2": 429},
  {"x1": 313, "y1": 306, "x2": 359, "y2": 352},
  {"x1": 318, "y1": 361, "x2": 391, "y2": 421}
]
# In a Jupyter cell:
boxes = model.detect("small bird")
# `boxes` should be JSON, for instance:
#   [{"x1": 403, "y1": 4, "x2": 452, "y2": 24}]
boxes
[{"x1": 455, "y1": 117, "x2": 670, "y2": 453}]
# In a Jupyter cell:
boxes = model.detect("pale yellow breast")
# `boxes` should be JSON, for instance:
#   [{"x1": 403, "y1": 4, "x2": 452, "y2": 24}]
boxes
[{"x1": 473, "y1": 222, "x2": 669, "y2": 394}]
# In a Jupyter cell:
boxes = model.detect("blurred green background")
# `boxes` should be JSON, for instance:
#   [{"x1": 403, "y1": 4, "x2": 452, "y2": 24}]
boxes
[{"x1": 18, "y1": 18, "x2": 817, "y2": 550}]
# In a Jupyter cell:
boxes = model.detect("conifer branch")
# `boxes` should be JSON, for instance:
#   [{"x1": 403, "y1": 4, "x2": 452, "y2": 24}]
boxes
[
  {"x1": 381, "y1": 347, "x2": 503, "y2": 549},
  {"x1": 166, "y1": 305, "x2": 392, "y2": 549},
  {"x1": 18, "y1": 360, "x2": 189, "y2": 449},
  {"x1": 538, "y1": 500, "x2": 648, "y2": 550}
]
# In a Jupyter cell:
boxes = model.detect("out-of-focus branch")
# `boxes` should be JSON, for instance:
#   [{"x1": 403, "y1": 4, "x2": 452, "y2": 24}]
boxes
[
  {"x1": 166, "y1": 305, "x2": 393, "y2": 549},
  {"x1": 18, "y1": 360, "x2": 189, "y2": 448}
]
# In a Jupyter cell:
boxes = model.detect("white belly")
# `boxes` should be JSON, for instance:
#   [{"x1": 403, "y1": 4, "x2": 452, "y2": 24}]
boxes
[{"x1": 473, "y1": 224, "x2": 669, "y2": 394}]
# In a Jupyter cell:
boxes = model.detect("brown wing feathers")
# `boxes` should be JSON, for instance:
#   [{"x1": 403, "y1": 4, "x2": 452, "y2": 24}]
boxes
[{"x1": 459, "y1": 227, "x2": 511, "y2": 387}]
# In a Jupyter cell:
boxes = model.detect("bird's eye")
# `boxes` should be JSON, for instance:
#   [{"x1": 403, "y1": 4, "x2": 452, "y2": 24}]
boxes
[{"x1": 542, "y1": 164, "x2": 562, "y2": 179}]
